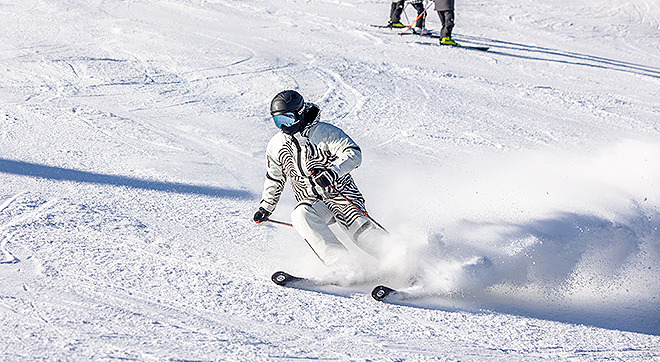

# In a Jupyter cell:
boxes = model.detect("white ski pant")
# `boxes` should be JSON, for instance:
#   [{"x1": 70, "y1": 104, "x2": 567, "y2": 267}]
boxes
[{"x1": 291, "y1": 200, "x2": 387, "y2": 265}]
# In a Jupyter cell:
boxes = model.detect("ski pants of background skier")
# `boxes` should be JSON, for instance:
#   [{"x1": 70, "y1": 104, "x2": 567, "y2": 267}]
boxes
[
  {"x1": 291, "y1": 200, "x2": 387, "y2": 265},
  {"x1": 437, "y1": 10, "x2": 455, "y2": 38},
  {"x1": 390, "y1": 0, "x2": 426, "y2": 29}
]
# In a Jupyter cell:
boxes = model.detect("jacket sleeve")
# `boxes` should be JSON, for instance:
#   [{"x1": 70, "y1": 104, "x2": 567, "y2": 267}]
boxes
[
  {"x1": 259, "y1": 136, "x2": 286, "y2": 213},
  {"x1": 312, "y1": 123, "x2": 362, "y2": 177}
]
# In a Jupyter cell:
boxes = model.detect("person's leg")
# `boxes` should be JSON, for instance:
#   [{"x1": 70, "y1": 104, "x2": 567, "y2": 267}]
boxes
[
  {"x1": 338, "y1": 217, "x2": 389, "y2": 260},
  {"x1": 438, "y1": 10, "x2": 455, "y2": 38},
  {"x1": 291, "y1": 201, "x2": 348, "y2": 265},
  {"x1": 411, "y1": 1, "x2": 426, "y2": 29},
  {"x1": 389, "y1": 0, "x2": 406, "y2": 25}
]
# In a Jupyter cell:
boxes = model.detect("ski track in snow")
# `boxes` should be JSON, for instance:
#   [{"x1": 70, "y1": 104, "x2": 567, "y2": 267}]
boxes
[{"x1": 1, "y1": 0, "x2": 660, "y2": 360}]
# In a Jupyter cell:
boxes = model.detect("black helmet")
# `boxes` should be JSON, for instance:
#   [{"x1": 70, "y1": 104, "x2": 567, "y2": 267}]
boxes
[{"x1": 270, "y1": 90, "x2": 304, "y2": 116}]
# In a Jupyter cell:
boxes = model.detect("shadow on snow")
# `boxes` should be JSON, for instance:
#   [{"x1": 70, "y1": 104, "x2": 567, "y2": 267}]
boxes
[
  {"x1": 0, "y1": 158, "x2": 254, "y2": 200},
  {"x1": 418, "y1": 34, "x2": 660, "y2": 79}
]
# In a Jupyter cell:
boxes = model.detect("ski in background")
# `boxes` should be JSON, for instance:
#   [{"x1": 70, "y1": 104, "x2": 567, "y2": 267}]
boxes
[
  {"x1": 370, "y1": 24, "x2": 409, "y2": 29},
  {"x1": 399, "y1": 30, "x2": 490, "y2": 51},
  {"x1": 437, "y1": 43, "x2": 489, "y2": 51}
]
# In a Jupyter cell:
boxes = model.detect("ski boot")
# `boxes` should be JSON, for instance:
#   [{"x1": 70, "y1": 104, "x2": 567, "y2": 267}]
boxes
[
  {"x1": 413, "y1": 27, "x2": 432, "y2": 35},
  {"x1": 440, "y1": 36, "x2": 459, "y2": 46}
]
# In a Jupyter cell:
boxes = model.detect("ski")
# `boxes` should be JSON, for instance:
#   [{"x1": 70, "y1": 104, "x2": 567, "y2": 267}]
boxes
[
  {"x1": 271, "y1": 271, "x2": 382, "y2": 289},
  {"x1": 371, "y1": 285, "x2": 420, "y2": 302},
  {"x1": 398, "y1": 32, "x2": 489, "y2": 51},
  {"x1": 371, "y1": 285, "x2": 399, "y2": 301},
  {"x1": 438, "y1": 44, "x2": 489, "y2": 51},
  {"x1": 397, "y1": 29, "x2": 433, "y2": 36},
  {"x1": 273, "y1": 271, "x2": 402, "y2": 300},
  {"x1": 371, "y1": 24, "x2": 408, "y2": 29},
  {"x1": 271, "y1": 271, "x2": 315, "y2": 287}
]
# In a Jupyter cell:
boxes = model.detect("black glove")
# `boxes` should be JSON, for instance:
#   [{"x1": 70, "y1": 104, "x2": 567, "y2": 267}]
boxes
[
  {"x1": 310, "y1": 168, "x2": 338, "y2": 188},
  {"x1": 253, "y1": 207, "x2": 271, "y2": 223}
]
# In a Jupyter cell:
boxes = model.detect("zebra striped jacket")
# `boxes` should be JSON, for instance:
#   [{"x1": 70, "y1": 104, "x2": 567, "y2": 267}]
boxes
[{"x1": 259, "y1": 103, "x2": 367, "y2": 228}]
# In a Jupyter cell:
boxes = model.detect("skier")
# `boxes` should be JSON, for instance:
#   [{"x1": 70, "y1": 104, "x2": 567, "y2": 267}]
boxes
[
  {"x1": 253, "y1": 90, "x2": 388, "y2": 266},
  {"x1": 435, "y1": 0, "x2": 458, "y2": 45},
  {"x1": 388, "y1": 0, "x2": 429, "y2": 34}
]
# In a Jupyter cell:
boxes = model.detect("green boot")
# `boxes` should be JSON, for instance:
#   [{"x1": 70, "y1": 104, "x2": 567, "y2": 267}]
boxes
[
  {"x1": 440, "y1": 36, "x2": 459, "y2": 46},
  {"x1": 388, "y1": 21, "x2": 406, "y2": 28}
]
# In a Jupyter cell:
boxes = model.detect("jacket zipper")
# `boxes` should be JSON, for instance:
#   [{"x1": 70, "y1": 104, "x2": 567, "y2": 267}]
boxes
[{"x1": 290, "y1": 135, "x2": 322, "y2": 199}]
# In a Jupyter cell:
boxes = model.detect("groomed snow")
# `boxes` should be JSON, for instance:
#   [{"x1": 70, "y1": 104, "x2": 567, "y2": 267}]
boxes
[{"x1": 1, "y1": 0, "x2": 659, "y2": 360}]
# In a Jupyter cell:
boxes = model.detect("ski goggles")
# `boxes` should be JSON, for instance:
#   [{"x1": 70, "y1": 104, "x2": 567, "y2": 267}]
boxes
[{"x1": 272, "y1": 112, "x2": 299, "y2": 129}]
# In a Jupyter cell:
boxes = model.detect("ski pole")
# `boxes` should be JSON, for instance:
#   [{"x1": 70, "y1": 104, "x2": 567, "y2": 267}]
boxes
[
  {"x1": 401, "y1": 2, "x2": 410, "y2": 25},
  {"x1": 400, "y1": 1, "x2": 434, "y2": 36},
  {"x1": 330, "y1": 185, "x2": 389, "y2": 234},
  {"x1": 266, "y1": 218, "x2": 293, "y2": 227}
]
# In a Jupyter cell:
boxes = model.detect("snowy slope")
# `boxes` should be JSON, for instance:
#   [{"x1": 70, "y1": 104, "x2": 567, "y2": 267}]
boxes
[{"x1": 1, "y1": 0, "x2": 660, "y2": 360}]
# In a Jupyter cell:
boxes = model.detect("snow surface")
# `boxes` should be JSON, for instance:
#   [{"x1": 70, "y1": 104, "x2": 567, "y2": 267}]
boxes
[{"x1": 1, "y1": 0, "x2": 660, "y2": 360}]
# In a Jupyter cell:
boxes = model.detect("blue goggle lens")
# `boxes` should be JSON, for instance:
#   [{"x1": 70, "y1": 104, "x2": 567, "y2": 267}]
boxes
[{"x1": 273, "y1": 113, "x2": 298, "y2": 129}]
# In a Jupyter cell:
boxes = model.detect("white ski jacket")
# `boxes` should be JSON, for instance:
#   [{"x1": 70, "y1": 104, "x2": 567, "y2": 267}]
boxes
[{"x1": 259, "y1": 103, "x2": 367, "y2": 228}]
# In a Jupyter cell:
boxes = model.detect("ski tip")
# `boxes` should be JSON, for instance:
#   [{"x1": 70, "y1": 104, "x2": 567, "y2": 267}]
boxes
[
  {"x1": 271, "y1": 271, "x2": 307, "y2": 287},
  {"x1": 271, "y1": 271, "x2": 292, "y2": 286},
  {"x1": 372, "y1": 285, "x2": 397, "y2": 302}
]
